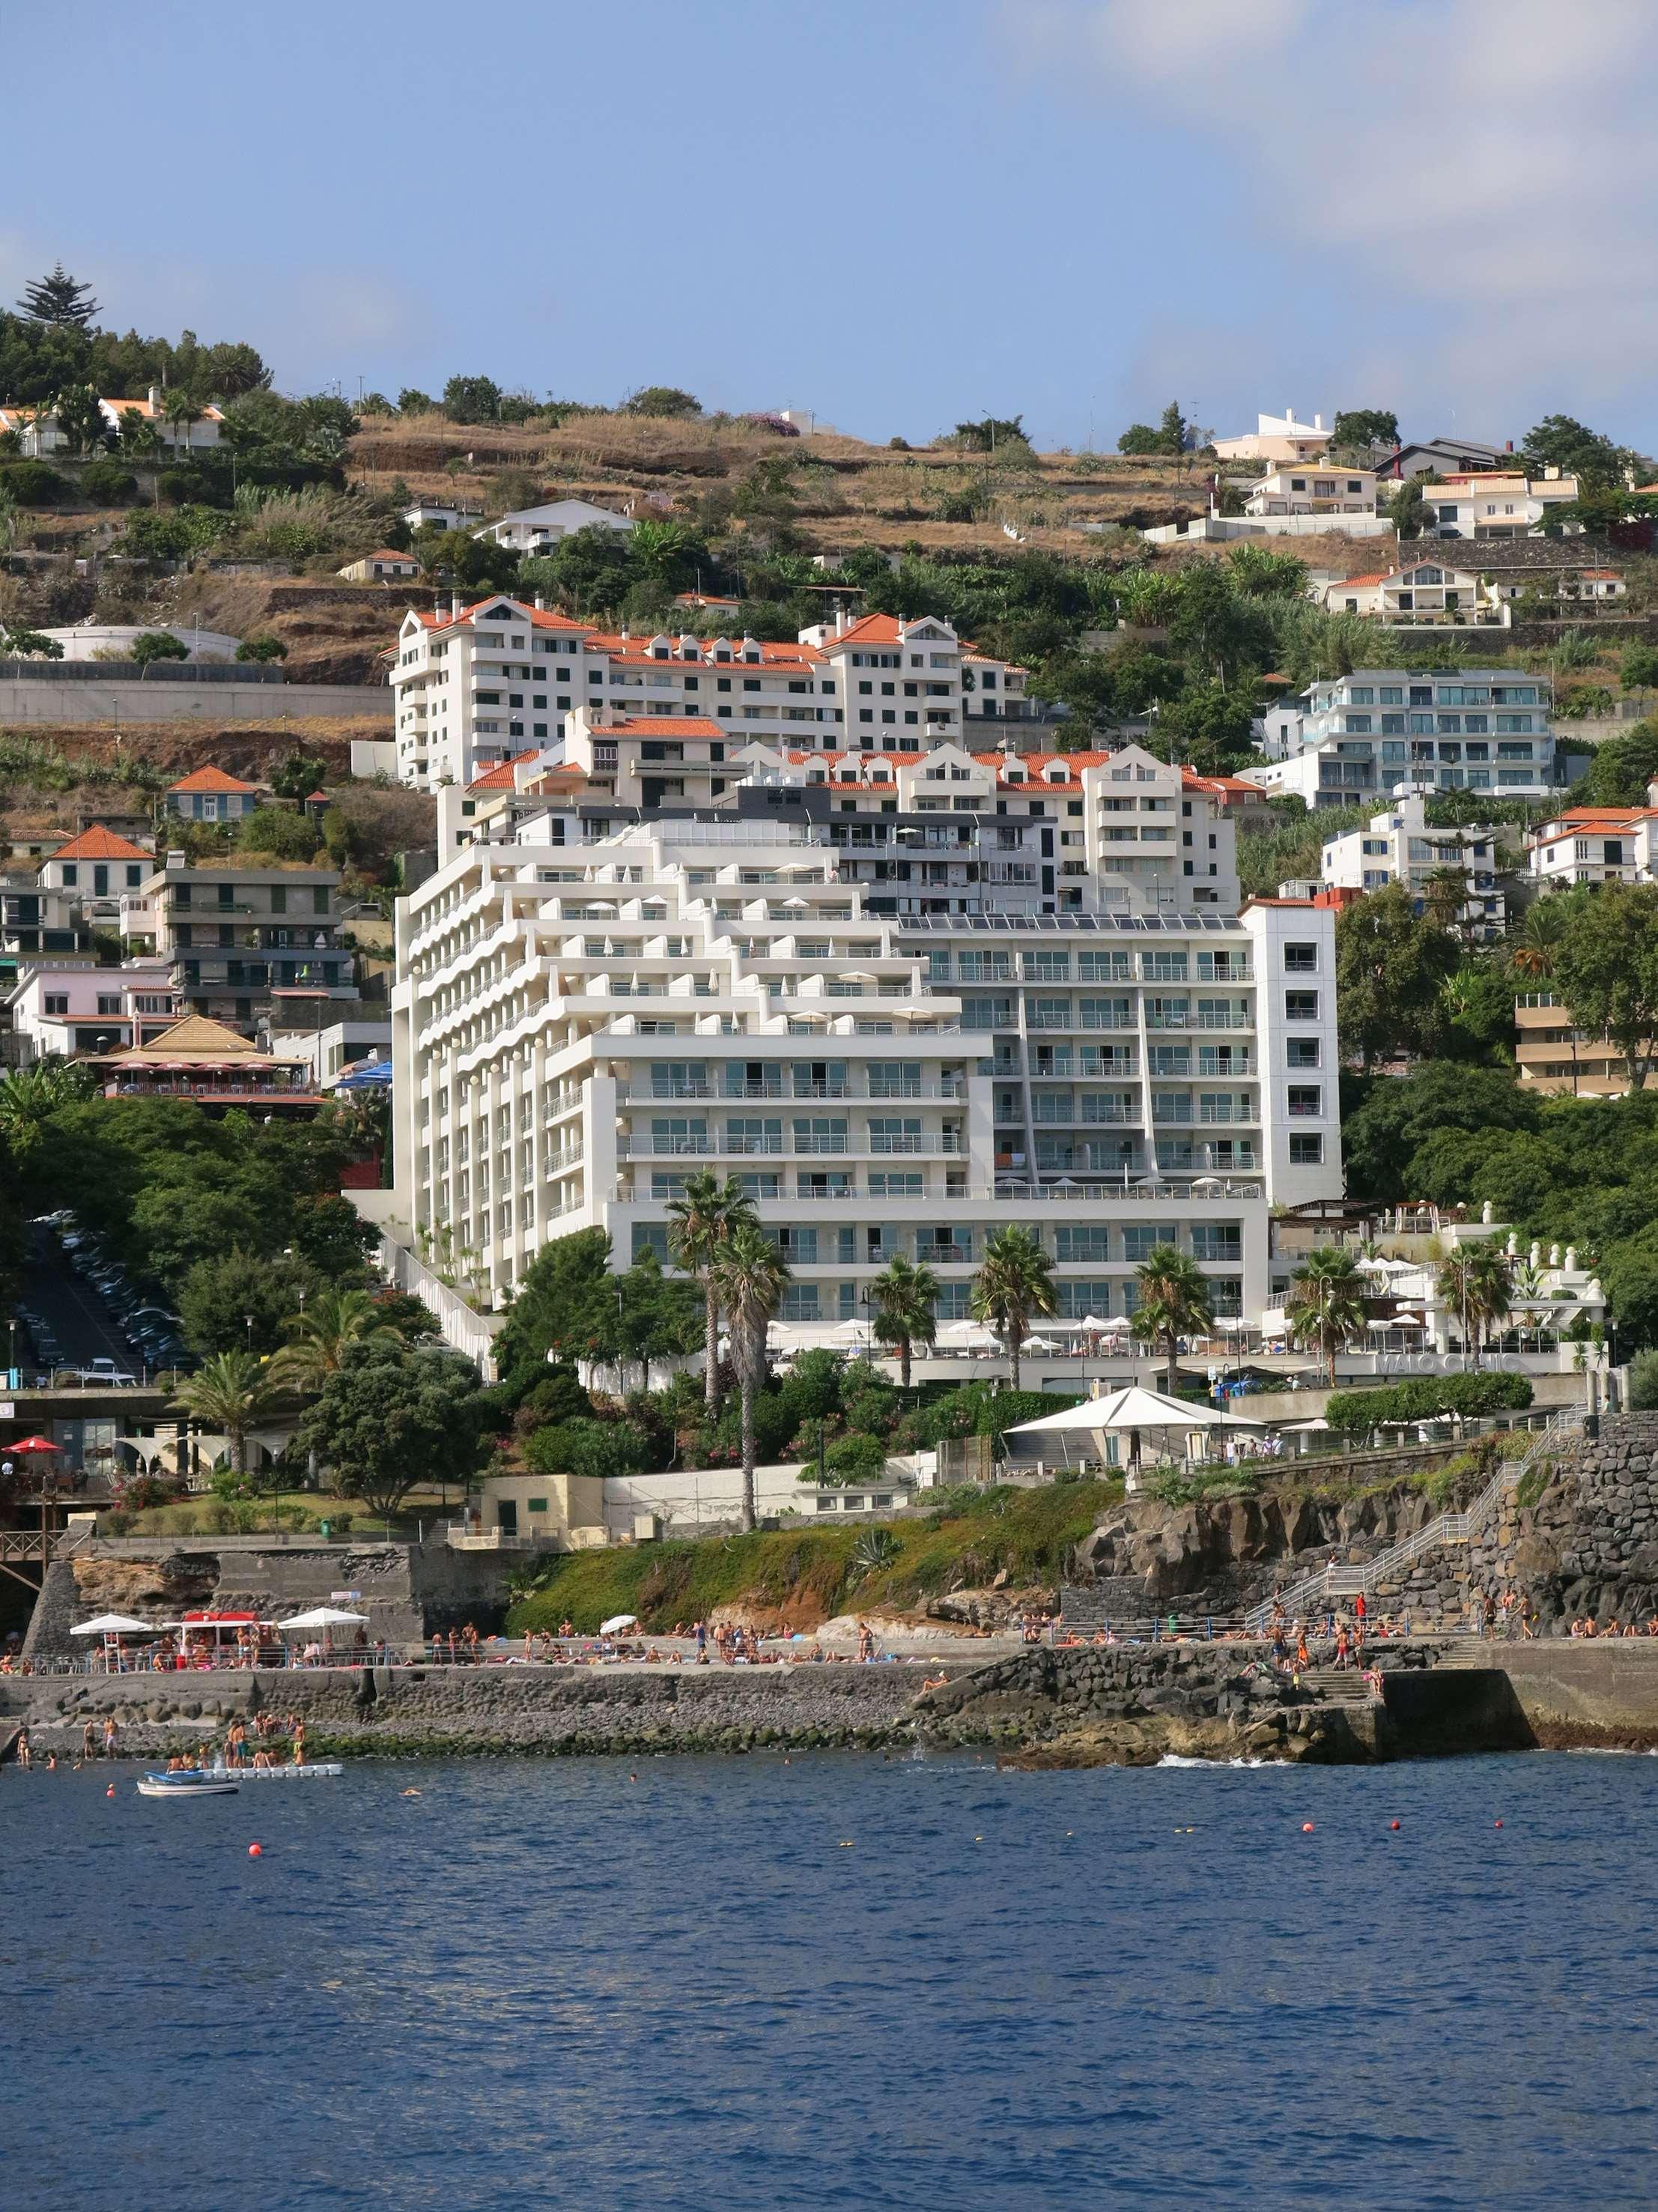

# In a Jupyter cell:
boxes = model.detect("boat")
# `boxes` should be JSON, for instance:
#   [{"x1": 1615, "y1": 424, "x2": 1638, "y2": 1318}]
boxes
[
  {"x1": 136, "y1": 1770, "x2": 240, "y2": 1799},
  {"x1": 240, "y1": 1762, "x2": 343, "y2": 1782}
]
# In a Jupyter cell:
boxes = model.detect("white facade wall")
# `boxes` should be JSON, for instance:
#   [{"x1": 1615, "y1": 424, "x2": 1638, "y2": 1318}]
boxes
[{"x1": 6, "y1": 960, "x2": 178, "y2": 1061}]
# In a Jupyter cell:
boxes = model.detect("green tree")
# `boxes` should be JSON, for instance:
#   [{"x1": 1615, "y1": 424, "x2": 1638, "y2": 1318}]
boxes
[
  {"x1": 177, "y1": 1246, "x2": 321, "y2": 1360},
  {"x1": 270, "y1": 1285, "x2": 402, "y2": 1395},
  {"x1": 130, "y1": 629, "x2": 190, "y2": 670},
  {"x1": 52, "y1": 381, "x2": 107, "y2": 456},
  {"x1": 971, "y1": 1226, "x2": 1056, "y2": 1393},
  {"x1": 1129, "y1": 1243, "x2": 1215, "y2": 1393},
  {"x1": 17, "y1": 264, "x2": 100, "y2": 328},
  {"x1": 441, "y1": 374, "x2": 502, "y2": 423},
  {"x1": 622, "y1": 386, "x2": 703, "y2": 418},
  {"x1": 1116, "y1": 423, "x2": 1162, "y2": 455},
  {"x1": 1331, "y1": 408, "x2": 1400, "y2": 452},
  {"x1": 1553, "y1": 882, "x2": 1658, "y2": 1090},
  {"x1": 1575, "y1": 719, "x2": 1658, "y2": 807},
  {"x1": 1334, "y1": 882, "x2": 1459, "y2": 1070},
  {"x1": 1152, "y1": 679, "x2": 1259, "y2": 775},
  {"x1": 629, "y1": 519, "x2": 710, "y2": 589},
  {"x1": 867, "y1": 1255, "x2": 940, "y2": 1388},
  {"x1": 298, "y1": 1339, "x2": 489, "y2": 1518},
  {"x1": 174, "y1": 1351, "x2": 279, "y2": 1477},
  {"x1": 1284, "y1": 1246, "x2": 1368, "y2": 1384},
  {"x1": 1510, "y1": 899, "x2": 1566, "y2": 984},
  {"x1": 666, "y1": 1171, "x2": 757, "y2": 1414},
  {"x1": 1620, "y1": 646, "x2": 1658, "y2": 694},
  {"x1": 237, "y1": 805, "x2": 321, "y2": 861},
  {"x1": 955, "y1": 413, "x2": 1027, "y2": 452},
  {"x1": 612, "y1": 1245, "x2": 703, "y2": 1393},
  {"x1": 1385, "y1": 478, "x2": 1430, "y2": 539},
  {"x1": 708, "y1": 1225, "x2": 791, "y2": 1531},
  {"x1": 0, "y1": 1058, "x2": 94, "y2": 1156},
  {"x1": 1520, "y1": 414, "x2": 1642, "y2": 489},
  {"x1": 236, "y1": 634, "x2": 288, "y2": 664},
  {"x1": 491, "y1": 1225, "x2": 616, "y2": 1387},
  {"x1": 1, "y1": 626, "x2": 64, "y2": 658},
  {"x1": 1436, "y1": 1243, "x2": 1513, "y2": 1366},
  {"x1": 396, "y1": 388, "x2": 434, "y2": 414}
]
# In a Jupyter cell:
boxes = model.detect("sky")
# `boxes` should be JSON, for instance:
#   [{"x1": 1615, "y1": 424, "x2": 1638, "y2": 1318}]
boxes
[{"x1": 9, "y1": 0, "x2": 1658, "y2": 454}]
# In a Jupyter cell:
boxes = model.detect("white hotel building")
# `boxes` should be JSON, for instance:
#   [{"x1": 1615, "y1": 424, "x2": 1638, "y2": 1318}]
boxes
[
  {"x1": 384, "y1": 774, "x2": 1342, "y2": 1337},
  {"x1": 385, "y1": 600, "x2": 1030, "y2": 792}
]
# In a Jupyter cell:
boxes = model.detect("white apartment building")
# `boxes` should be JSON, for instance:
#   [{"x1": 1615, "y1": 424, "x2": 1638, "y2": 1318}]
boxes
[
  {"x1": 1213, "y1": 410, "x2": 1333, "y2": 464},
  {"x1": 386, "y1": 598, "x2": 1030, "y2": 792},
  {"x1": 5, "y1": 959, "x2": 179, "y2": 1062},
  {"x1": 1319, "y1": 793, "x2": 1509, "y2": 939},
  {"x1": 1319, "y1": 560, "x2": 1504, "y2": 625},
  {"x1": 1244, "y1": 464, "x2": 1376, "y2": 518},
  {"x1": 401, "y1": 498, "x2": 484, "y2": 533},
  {"x1": 1528, "y1": 807, "x2": 1658, "y2": 890},
  {"x1": 474, "y1": 499, "x2": 633, "y2": 553},
  {"x1": 385, "y1": 808, "x2": 1342, "y2": 1333},
  {"x1": 1245, "y1": 667, "x2": 1558, "y2": 810},
  {"x1": 1422, "y1": 471, "x2": 1579, "y2": 538}
]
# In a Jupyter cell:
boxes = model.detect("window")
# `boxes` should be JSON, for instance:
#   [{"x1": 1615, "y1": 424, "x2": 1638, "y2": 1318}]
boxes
[
  {"x1": 1054, "y1": 1225, "x2": 1111, "y2": 1262},
  {"x1": 1191, "y1": 1224, "x2": 1242, "y2": 1262},
  {"x1": 1289, "y1": 1133, "x2": 1323, "y2": 1166},
  {"x1": 1284, "y1": 942, "x2": 1317, "y2": 973},
  {"x1": 1123, "y1": 1223, "x2": 1178, "y2": 1261},
  {"x1": 1284, "y1": 990, "x2": 1319, "y2": 1021},
  {"x1": 58, "y1": 864, "x2": 77, "y2": 887},
  {"x1": 97, "y1": 995, "x2": 121, "y2": 1016},
  {"x1": 1286, "y1": 1037, "x2": 1320, "y2": 1068},
  {"x1": 1287, "y1": 1085, "x2": 1322, "y2": 1117},
  {"x1": 43, "y1": 993, "x2": 69, "y2": 1015}
]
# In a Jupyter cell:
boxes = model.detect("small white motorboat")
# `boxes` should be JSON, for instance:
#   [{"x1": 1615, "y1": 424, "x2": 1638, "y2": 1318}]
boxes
[
  {"x1": 136, "y1": 1769, "x2": 240, "y2": 1799},
  {"x1": 240, "y1": 1762, "x2": 342, "y2": 1782}
]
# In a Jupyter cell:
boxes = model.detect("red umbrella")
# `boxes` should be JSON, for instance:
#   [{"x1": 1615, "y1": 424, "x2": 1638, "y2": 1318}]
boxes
[{"x1": 8, "y1": 1437, "x2": 62, "y2": 1454}]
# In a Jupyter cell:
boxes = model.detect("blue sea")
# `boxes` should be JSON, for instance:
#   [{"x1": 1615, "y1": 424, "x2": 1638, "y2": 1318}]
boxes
[{"x1": 6, "y1": 1748, "x2": 1658, "y2": 2209}]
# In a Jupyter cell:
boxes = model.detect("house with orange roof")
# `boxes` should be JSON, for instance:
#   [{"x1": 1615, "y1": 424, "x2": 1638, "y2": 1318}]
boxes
[
  {"x1": 163, "y1": 765, "x2": 268, "y2": 822},
  {"x1": 338, "y1": 549, "x2": 422, "y2": 583},
  {"x1": 1528, "y1": 806, "x2": 1658, "y2": 892},
  {"x1": 40, "y1": 825, "x2": 155, "y2": 914},
  {"x1": 4, "y1": 388, "x2": 225, "y2": 458},
  {"x1": 1319, "y1": 559, "x2": 1503, "y2": 625}
]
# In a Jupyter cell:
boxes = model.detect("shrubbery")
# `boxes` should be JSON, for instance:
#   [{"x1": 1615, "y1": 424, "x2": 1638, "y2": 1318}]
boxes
[{"x1": 1324, "y1": 1371, "x2": 1534, "y2": 1435}]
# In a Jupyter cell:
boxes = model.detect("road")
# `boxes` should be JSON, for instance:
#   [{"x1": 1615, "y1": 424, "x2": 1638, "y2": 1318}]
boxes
[{"x1": 20, "y1": 1228, "x2": 141, "y2": 1380}]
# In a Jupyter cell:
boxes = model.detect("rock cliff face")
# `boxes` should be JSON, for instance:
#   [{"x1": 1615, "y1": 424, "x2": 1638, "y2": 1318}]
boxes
[{"x1": 1069, "y1": 1484, "x2": 1441, "y2": 1612}]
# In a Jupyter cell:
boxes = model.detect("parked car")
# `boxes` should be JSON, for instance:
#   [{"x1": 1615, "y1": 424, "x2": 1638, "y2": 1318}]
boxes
[{"x1": 60, "y1": 1360, "x2": 139, "y2": 1387}]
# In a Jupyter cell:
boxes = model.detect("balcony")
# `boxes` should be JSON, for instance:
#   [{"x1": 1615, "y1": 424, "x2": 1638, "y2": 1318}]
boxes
[{"x1": 1144, "y1": 1008, "x2": 1249, "y2": 1031}]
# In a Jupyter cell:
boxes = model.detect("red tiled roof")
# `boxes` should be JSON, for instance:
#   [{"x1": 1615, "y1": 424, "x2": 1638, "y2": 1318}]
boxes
[
  {"x1": 168, "y1": 766, "x2": 260, "y2": 794},
  {"x1": 605, "y1": 715, "x2": 727, "y2": 736},
  {"x1": 411, "y1": 599, "x2": 593, "y2": 637},
  {"x1": 465, "y1": 750, "x2": 544, "y2": 793},
  {"x1": 50, "y1": 825, "x2": 151, "y2": 861}
]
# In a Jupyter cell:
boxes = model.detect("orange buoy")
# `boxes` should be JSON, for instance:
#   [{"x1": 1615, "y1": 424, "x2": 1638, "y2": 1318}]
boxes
[
  {"x1": 1301, "y1": 1822, "x2": 1315, "y2": 1833},
  {"x1": 1390, "y1": 1819, "x2": 1401, "y2": 1831},
  {"x1": 248, "y1": 1843, "x2": 263, "y2": 1857}
]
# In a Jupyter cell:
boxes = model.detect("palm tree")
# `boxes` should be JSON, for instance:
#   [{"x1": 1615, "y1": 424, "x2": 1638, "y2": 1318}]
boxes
[
  {"x1": 174, "y1": 1351, "x2": 278, "y2": 1479},
  {"x1": 667, "y1": 1171, "x2": 757, "y2": 1416},
  {"x1": 868, "y1": 1255, "x2": 939, "y2": 1388},
  {"x1": 0, "y1": 1056, "x2": 94, "y2": 1155},
  {"x1": 708, "y1": 1226, "x2": 791, "y2": 1532},
  {"x1": 1285, "y1": 1246, "x2": 1368, "y2": 1385},
  {"x1": 1129, "y1": 1244, "x2": 1215, "y2": 1394},
  {"x1": 164, "y1": 391, "x2": 203, "y2": 454},
  {"x1": 1510, "y1": 898, "x2": 1564, "y2": 982},
  {"x1": 971, "y1": 1227, "x2": 1056, "y2": 1393},
  {"x1": 270, "y1": 1287, "x2": 400, "y2": 1395},
  {"x1": 1438, "y1": 1243, "x2": 1513, "y2": 1368}
]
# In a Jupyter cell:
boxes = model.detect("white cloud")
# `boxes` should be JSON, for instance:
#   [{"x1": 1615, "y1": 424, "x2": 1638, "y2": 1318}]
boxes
[{"x1": 1000, "y1": 0, "x2": 1658, "y2": 437}]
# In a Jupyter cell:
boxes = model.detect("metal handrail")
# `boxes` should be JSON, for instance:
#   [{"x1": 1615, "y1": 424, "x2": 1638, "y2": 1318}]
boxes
[{"x1": 1243, "y1": 1410, "x2": 1582, "y2": 1632}]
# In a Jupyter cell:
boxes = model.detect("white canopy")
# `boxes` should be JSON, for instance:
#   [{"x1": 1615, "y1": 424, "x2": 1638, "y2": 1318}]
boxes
[
  {"x1": 70, "y1": 1613, "x2": 152, "y2": 1635},
  {"x1": 937, "y1": 1319, "x2": 1000, "y2": 1348},
  {"x1": 1278, "y1": 1416, "x2": 1332, "y2": 1434},
  {"x1": 276, "y1": 1607, "x2": 369, "y2": 1631},
  {"x1": 1006, "y1": 1385, "x2": 1263, "y2": 1437},
  {"x1": 1024, "y1": 1335, "x2": 1060, "y2": 1352},
  {"x1": 600, "y1": 1613, "x2": 638, "y2": 1634}
]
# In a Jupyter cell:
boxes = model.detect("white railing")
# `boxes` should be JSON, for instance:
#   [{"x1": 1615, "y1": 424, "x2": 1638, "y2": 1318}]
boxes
[
  {"x1": 378, "y1": 1234, "x2": 501, "y2": 1381},
  {"x1": 1243, "y1": 1410, "x2": 1584, "y2": 1632}
]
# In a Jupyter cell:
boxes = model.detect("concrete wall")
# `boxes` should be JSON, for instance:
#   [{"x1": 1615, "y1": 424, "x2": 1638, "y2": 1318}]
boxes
[{"x1": 0, "y1": 679, "x2": 392, "y2": 724}]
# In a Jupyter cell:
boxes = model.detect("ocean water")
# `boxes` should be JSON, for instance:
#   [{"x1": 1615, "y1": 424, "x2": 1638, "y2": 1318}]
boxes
[{"x1": 6, "y1": 1748, "x2": 1658, "y2": 2210}]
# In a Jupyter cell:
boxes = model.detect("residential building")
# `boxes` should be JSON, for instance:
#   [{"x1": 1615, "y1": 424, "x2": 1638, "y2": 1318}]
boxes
[
  {"x1": 39, "y1": 826, "x2": 154, "y2": 925},
  {"x1": 473, "y1": 499, "x2": 633, "y2": 553},
  {"x1": 382, "y1": 809, "x2": 1341, "y2": 1332},
  {"x1": 673, "y1": 592, "x2": 741, "y2": 617},
  {"x1": 1528, "y1": 807, "x2": 1658, "y2": 890},
  {"x1": 5, "y1": 960, "x2": 179, "y2": 1061},
  {"x1": 1318, "y1": 794, "x2": 1510, "y2": 939},
  {"x1": 1319, "y1": 560, "x2": 1504, "y2": 626},
  {"x1": 163, "y1": 766, "x2": 267, "y2": 822},
  {"x1": 1557, "y1": 568, "x2": 1627, "y2": 602},
  {"x1": 120, "y1": 857, "x2": 356, "y2": 1034},
  {"x1": 1, "y1": 870, "x2": 92, "y2": 973},
  {"x1": 1212, "y1": 410, "x2": 1333, "y2": 464},
  {"x1": 1422, "y1": 471, "x2": 1579, "y2": 538},
  {"x1": 1382, "y1": 437, "x2": 1514, "y2": 478},
  {"x1": 400, "y1": 498, "x2": 483, "y2": 533},
  {"x1": 338, "y1": 550, "x2": 422, "y2": 583},
  {"x1": 1515, "y1": 994, "x2": 1647, "y2": 1097},
  {"x1": 1244, "y1": 667, "x2": 1559, "y2": 809},
  {"x1": 1243, "y1": 464, "x2": 1376, "y2": 518},
  {"x1": 384, "y1": 595, "x2": 1028, "y2": 793},
  {"x1": 2, "y1": 389, "x2": 225, "y2": 456}
]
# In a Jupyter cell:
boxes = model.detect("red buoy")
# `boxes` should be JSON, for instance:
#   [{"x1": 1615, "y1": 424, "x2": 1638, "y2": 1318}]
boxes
[
  {"x1": 1494, "y1": 1819, "x2": 1504, "y2": 1829},
  {"x1": 1390, "y1": 1819, "x2": 1401, "y2": 1831},
  {"x1": 1301, "y1": 1822, "x2": 1315, "y2": 1833},
  {"x1": 248, "y1": 1843, "x2": 263, "y2": 1858}
]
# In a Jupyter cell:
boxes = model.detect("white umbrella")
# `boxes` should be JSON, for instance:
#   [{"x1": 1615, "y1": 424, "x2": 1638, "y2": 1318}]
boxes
[
  {"x1": 1078, "y1": 1314, "x2": 1111, "y2": 1331},
  {"x1": 1006, "y1": 1386, "x2": 1263, "y2": 1436},
  {"x1": 276, "y1": 1607, "x2": 370, "y2": 1631},
  {"x1": 600, "y1": 1613, "x2": 638, "y2": 1634},
  {"x1": 70, "y1": 1613, "x2": 152, "y2": 1634},
  {"x1": 938, "y1": 1319, "x2": 999, "y2": 1348},
  {"x1": 1024, "y1": 1335, "x2": 1059, "y2": 1352}
]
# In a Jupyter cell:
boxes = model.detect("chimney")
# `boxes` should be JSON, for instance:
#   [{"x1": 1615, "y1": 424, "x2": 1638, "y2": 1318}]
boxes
[
  {"x1": 620, "y1": 625, "x2": 630, "y2": 643},
  {"x1": 1505, "y1": 439, "x2": 1513, "y2": 454},
  {"x1": 532, "y1": 593, "x2": 544, "y2": 611},
  {"x1": 451, "y1": 594, "x2": 464, "y2": 619},
  {"x1": 148, "y1": 386, "x2": 161, "y2": 409},
  {"x1": 1314, "y1": 413, "x2": 1323, "y2": 431},
  {"x1": 834, "y1": 605, "x2": 847, "y2": 639}
]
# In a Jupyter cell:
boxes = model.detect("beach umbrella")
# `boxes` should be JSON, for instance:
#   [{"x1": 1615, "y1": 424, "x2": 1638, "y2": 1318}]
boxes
[
  {"x1": 7, "y1": 1437, "x2": 61, "y2": 1455},
  {"x1": 600, "y1": 1613, "x2": 638, "y2": 1634},
  {"x1": 275, "y1": 1607, "x2": 369, "y2": 1630},
  {"x1": 70, "y1": 1613, "x2": 152, "y2": 1634}
]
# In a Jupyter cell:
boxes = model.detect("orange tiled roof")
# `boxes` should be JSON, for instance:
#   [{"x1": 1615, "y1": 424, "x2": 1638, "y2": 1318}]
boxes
[
  {"x1": 168, "y1": 766, "x2": 260, "y2": 794},
  {"x1": 605, "y1": 715, "x2": 727, "y2": 737},
  {"x1": 50, "y1": 825, "x2": 151, "y2": 861},
  {"x1": 465, "y1": 751, "x2": 545, "y2": 793}
]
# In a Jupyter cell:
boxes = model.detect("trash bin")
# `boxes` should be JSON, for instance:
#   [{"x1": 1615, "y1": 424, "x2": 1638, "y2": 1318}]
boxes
[{"x1": 319, "y1": 1518, "x2": 332, "y2": 1539}]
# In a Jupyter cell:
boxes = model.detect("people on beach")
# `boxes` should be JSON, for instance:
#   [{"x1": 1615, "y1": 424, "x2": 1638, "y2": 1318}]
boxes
[{"x1": 102, "y1": 1716, "x2": 118, "y2": 1759}]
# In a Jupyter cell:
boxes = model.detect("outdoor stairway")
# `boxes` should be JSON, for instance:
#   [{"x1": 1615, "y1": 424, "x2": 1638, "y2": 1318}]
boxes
[
  {"x1": 1241, "y1": 1410, "x2": 1585, "y2": 1635},
  {"x1": 1296, "y1": 1666, "x2": 1379, "y2": 1709}
]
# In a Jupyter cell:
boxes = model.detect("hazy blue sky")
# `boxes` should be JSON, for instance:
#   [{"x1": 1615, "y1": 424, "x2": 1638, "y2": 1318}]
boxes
[{"x1": 10, "y1": 0, "x2": 1658, "y2": 452}]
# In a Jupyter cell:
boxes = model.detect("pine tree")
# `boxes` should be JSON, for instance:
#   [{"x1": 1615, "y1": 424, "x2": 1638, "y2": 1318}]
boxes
[{"x1": 16, "y1": 264, "x2": 100, "y2": 329}]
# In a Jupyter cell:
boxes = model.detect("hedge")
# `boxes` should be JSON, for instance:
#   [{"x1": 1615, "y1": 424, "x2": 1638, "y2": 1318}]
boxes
[{"x1": 1324, "y1": 1372, "x2": 1534, "y2": 1434}]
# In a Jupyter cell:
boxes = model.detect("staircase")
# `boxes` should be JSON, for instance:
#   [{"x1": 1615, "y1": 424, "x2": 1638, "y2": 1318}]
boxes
[
  {"x1": 1242, "y1": 1410, "x2": 1583, "y2": 1634},
  {"x1": 1294, "y1": 1665, "x2": 1379, "y2": 1708}
]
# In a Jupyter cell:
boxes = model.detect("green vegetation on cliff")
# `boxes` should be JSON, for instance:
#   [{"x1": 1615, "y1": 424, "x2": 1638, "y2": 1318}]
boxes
[{"x1": 507, "y1": 1479, "x2": 1122, "y2": 1635}]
